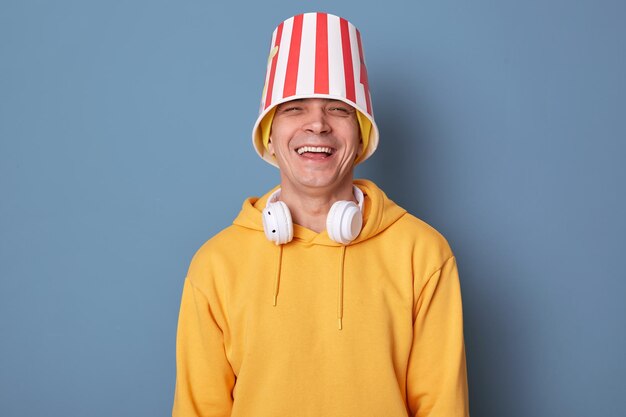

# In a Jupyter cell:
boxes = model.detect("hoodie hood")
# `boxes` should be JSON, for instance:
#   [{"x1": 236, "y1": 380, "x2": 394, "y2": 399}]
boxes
[{"x1": 233, "y1": 179, "x2": 406, "y2": 246}]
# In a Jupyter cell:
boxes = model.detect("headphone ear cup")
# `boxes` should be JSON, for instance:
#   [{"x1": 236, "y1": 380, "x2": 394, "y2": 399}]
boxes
[
  {"x1": 262, "y1": 201, "x2": 293, "y2": 245},
  {"x1": 326, "y1": 201, "x2": 362, "y2": 245}
]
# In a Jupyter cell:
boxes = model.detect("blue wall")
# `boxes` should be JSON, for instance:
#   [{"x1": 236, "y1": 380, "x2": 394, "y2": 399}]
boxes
[{"x1": 1, "y1": 1, "x2": 624, "y2": 416}]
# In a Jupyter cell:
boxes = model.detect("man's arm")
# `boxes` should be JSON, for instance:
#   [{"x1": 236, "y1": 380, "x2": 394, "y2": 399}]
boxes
[
  {"x1": 407, "y1": 255, "x2": 470, "y2": 417},
  {"x1": 172, "y1": 277, "x2": 235, "y2": 417}
]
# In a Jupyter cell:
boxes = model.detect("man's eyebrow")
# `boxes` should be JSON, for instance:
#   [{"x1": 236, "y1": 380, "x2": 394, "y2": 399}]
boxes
[{"x1": 328, "y1": 100, "x2": 356, "y2": 110}]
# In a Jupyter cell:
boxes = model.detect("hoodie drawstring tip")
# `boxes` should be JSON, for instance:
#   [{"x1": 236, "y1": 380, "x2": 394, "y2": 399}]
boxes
[{"x1": 337, "y1": 318, "x2": 343, "y2": 330}]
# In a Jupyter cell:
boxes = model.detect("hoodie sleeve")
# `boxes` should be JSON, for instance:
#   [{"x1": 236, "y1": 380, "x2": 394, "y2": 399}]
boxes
[
  {"x1": 172, "y1": 277, "x2": 235, "y2": 417},
  {"x1": 407, "y1": 256, "x2": 470, "y2": 417}
]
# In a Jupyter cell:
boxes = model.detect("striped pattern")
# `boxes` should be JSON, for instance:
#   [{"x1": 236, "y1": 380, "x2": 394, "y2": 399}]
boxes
[
  {"x1": 259, "y1": 12, "x2": 373, "y2": 118},
  {"x1": 253, "y1": 12, "x2": 379, "y2": 167}
]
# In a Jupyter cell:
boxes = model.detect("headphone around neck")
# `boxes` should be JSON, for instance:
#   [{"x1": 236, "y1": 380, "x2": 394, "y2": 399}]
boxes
[{"x1": 262, "y1": 186, "x2": 364, "y2": 245}]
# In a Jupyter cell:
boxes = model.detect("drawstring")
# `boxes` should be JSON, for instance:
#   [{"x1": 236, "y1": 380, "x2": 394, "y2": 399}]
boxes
[
  {"x1": 337, "y1": 245, "x2": 346, "y2": 330},
  {"x1": 273, "y1": 244, "x2": 283, "y2": 306},
  {"x1": 272, "y1": 243, "x2": 347, "y2": 331}
]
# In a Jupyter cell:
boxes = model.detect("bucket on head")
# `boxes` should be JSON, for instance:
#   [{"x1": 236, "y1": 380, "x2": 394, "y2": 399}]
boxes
[{"x1": 251, "y1": 12, "x2": 379, "y2": 167}]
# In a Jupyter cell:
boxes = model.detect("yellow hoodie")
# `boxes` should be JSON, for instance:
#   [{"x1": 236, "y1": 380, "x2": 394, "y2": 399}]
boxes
[{"x1": 173, "y1": 179, "x2": 469, "y2": 417}]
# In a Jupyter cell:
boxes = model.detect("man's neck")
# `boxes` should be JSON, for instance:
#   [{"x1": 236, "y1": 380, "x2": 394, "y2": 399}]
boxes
[{"x1": 278, "y1": 180, "x2": 357, "y2": 233}]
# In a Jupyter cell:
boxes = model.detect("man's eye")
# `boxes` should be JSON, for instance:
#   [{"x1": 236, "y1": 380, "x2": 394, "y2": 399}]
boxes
[
  {"x1": 280, "y1": 106, "x2": 301, "y2": 112},
  {"x1": 329, "y1": 106, "x2": 350, "y2": 113}
]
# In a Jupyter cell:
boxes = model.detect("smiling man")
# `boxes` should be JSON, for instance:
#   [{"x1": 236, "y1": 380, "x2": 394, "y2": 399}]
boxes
[
  {"x1": 267, "y1": 98, "x2": 362, "y2": 233},
  {"x1": 173, "y1": 12, "x2": 470, "y2": 417}
]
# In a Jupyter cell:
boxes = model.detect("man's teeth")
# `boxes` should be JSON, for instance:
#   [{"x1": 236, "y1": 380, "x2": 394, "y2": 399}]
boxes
[{"x1": 297, "y1": 146, "x2": 333, "y2": 155}]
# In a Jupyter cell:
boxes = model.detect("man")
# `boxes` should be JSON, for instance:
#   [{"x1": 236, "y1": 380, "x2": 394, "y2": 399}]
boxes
[{"x1": 173, "y1": 12, "x2": 469, "y2": 417}]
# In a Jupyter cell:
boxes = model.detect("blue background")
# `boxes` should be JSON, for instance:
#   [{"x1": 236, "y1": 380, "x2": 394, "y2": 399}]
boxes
[{"x1": 1, "y1": 1, "x2": 624, "y2": 416}]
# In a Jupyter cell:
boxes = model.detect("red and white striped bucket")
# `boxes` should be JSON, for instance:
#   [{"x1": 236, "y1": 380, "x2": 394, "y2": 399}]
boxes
[{"x1": 252, "y1": 12, "x2": 379, "y2": 166}]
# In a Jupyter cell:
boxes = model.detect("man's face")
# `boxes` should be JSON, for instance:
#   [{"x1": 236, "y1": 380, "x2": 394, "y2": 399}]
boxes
[{"x1": 268, "y1": 98, "x2": 362, "y2": 192}]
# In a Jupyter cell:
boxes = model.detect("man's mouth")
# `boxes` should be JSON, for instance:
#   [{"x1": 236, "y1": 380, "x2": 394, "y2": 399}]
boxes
[{"x1": 296, "y1": 146, "x2": 334, "y2": 157}]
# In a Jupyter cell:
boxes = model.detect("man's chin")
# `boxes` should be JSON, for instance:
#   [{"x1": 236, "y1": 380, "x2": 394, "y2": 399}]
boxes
[{"x1": 284, "y1": 171, "x2": 354, "y2": 193}]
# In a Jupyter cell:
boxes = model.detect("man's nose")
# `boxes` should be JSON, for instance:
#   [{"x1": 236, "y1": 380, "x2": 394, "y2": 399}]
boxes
[{"x1": 303, "y1": 108, "x2": 331, "y2": 134}]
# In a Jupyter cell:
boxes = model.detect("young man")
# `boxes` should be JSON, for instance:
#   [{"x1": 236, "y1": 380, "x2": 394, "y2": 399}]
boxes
[{"x1": 173, "y1": 12, "x2": 469, "y2": 417}]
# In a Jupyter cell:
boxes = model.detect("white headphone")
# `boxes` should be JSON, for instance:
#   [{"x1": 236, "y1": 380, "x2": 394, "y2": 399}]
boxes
[{"x1": 262, "y1": 186, "x2": 364, "y2": 245}]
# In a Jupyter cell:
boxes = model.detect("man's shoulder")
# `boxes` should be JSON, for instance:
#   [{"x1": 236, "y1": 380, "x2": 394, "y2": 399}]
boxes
[
  {"x1": 183, "y1": 187, "x2": 271, "y2": 281},
  {"x1": 389, "y1": 210, "x2": 455, "y2": 260},
  {"x1": 184, "y1": 223, "x2": 260, "y2": 284},
  {"x1": 396, "y1": 211, "x2": 449, "y2": 239},
  {"x1": 191, "y1": 223, "x2": 254, "y2": 261}
]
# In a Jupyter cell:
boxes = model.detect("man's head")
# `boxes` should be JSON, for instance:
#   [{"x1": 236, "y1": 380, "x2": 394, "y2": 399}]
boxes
[{"x1": 252, "y1": 12, "x2": 378, "y2": 169}]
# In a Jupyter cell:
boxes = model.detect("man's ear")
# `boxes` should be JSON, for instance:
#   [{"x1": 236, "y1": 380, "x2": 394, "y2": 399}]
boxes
[{"x1": 268, "y1": 138, "x2": 275, "y2": 155}]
